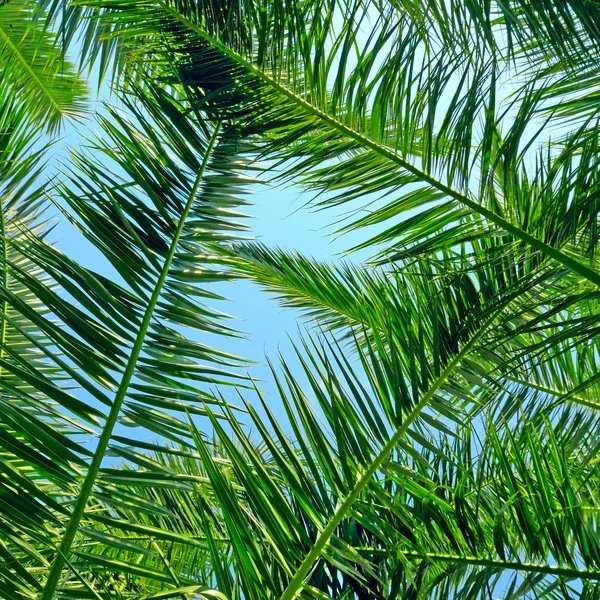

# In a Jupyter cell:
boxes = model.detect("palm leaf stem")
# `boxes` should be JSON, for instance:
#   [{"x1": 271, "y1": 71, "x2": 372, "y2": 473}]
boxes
[
  {"x1": 158, "y1": 3, "x2": 600, "y2": 289},
  {"x1": 503, "y1": 374, "x2": 600, "y2": 411},
  {"x1": 40, "y1": 121, "x2": 223, "y2": 600},
  {"x1": 356, "y1": 549, "x2": 600, "y2": 582},
  {"x1": 279, "y1": 309, "x2": 501, "y2": 600}
]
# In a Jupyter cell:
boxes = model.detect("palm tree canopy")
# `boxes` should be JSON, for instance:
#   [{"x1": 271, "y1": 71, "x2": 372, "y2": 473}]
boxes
[{"x1": 0, "y1": 1, "x2": 599, "y2": 599}]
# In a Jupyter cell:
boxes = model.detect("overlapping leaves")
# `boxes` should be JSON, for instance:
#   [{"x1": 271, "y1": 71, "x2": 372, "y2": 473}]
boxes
[
  {"x1": 1, "y1": 1, "x2": 600, "y2": 599},
  {"x1": 0, "y1": 73, "x2": 258, "y2": 597},
  {"x1": 68, "y1": 0, "x2": 600, "y2": 288},
  {"x1": 0, "y1": 0, "x2": 88, "y2": 132}
]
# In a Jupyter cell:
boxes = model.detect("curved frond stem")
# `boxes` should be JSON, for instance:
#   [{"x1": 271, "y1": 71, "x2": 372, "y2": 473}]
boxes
[
  {"x1": 159, "y1": 3, "x2": 600, "y2": 288},
  {"x1": 356, "y1": 549, "x2": 600, "y2": 582},
  {"x1": 40, "y1": 121, "x2": 223, "y2": 600}
]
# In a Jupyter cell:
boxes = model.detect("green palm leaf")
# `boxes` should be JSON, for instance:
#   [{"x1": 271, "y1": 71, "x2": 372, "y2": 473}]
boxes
[
  {"x1": 0, "y1": 77, "x2": 93, "y2": 600},
  {"x1": 98, "y1": 336, "x2": 600, "y2": 598},
  {"x1": 0, "y1": 1, "x2": 88, "y2": 133},
  {"x1": 218, "y1": 241, "x2": 600, "y2": 415},
  {"x1": 66, "y1": 0, "x2": 600, "y2": 293},
  {"x1": 0, "y1": 74, "x2": 256, "y2": 597}
]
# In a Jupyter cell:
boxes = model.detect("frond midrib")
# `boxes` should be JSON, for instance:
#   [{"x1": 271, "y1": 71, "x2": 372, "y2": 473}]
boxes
[
  {"x1": 39, "y1": 122, "x2": 223, "y2": 600},
  {"x1": 357, "y1": 548, "x2": 600, "y2": 582}
]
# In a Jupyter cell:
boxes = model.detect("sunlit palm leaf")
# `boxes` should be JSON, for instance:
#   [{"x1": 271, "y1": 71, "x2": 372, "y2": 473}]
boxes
[
  {"x1": 0, "y1": 1, "x2": 88, "y2": 133},
  {"x1": 219, "y1": 241, "x2": 600, "y2": 414},
  {"x1": 0, "y1": 76, "x2": 257, "y2": 598}
]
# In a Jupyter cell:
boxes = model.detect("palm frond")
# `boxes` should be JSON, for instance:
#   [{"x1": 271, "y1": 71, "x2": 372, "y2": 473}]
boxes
[
  {"x1": 66, "y1": 0, "x2": 600, "y2": 292},
  {"x1": 218, "y1": 241, "x2": 600, "y2": 416},
  {"x1": 0, "y1": 76, "x2": 93, "y2": 600},
  {"x1": 0, "y1": 0, "x2": 88, "y2": 133},
  {"x1": 0, "y1": 76, "x2": 258, "y2": 598},
  {"x1": 94, "y1": 342, "x2": 600, "y2": 599}
]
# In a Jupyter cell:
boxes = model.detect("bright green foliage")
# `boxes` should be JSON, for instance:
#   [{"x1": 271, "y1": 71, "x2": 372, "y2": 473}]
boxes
[
  {"x1": 0, "y1": 1, "x2": 600, "y2": 599},
  {"x1": 0, "y1": 1, "x2": 88, "y2": 132}
]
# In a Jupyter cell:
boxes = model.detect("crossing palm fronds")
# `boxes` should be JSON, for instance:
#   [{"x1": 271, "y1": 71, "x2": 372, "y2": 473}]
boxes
[{"x1": 1, "y1": 1, "x2": 599, "y2": 599}]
